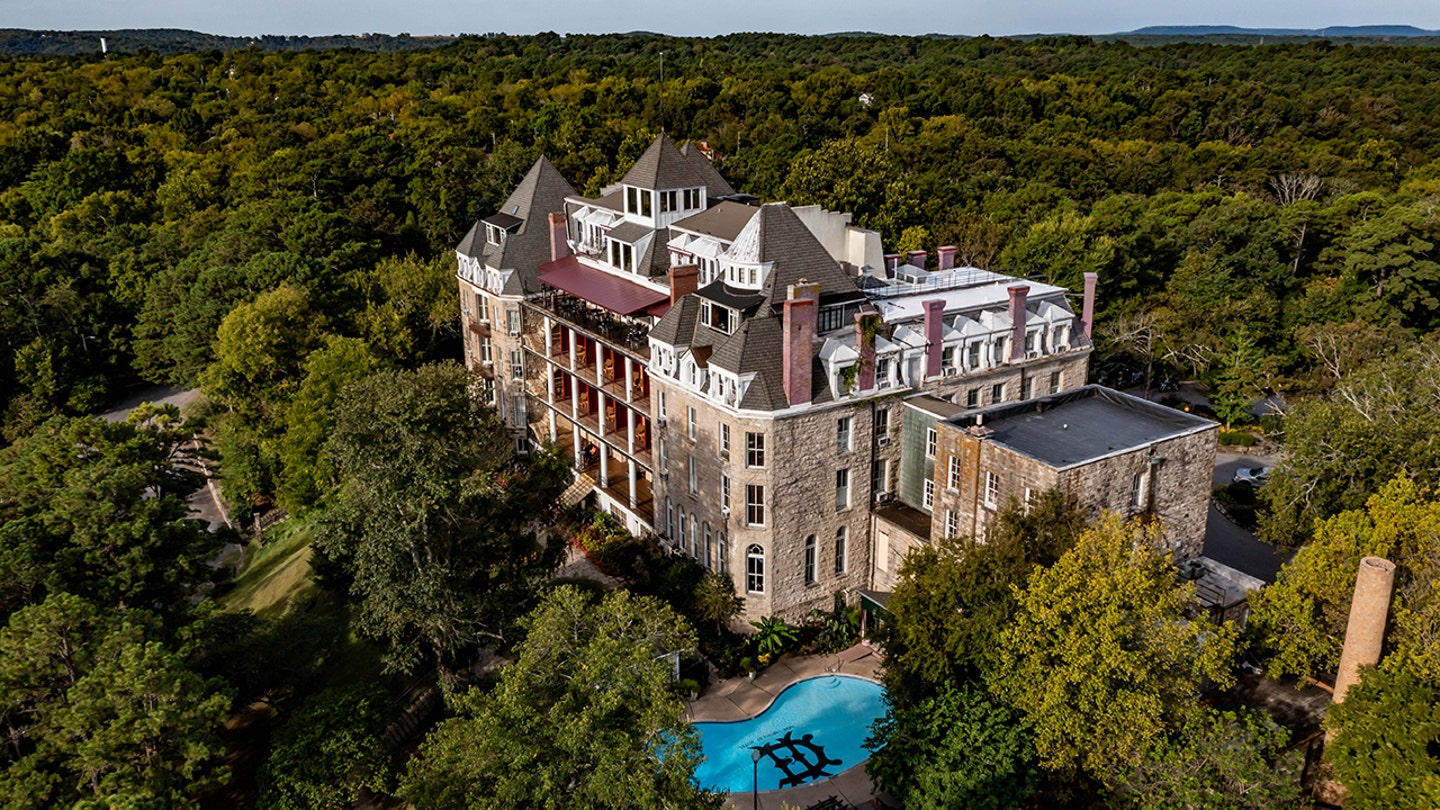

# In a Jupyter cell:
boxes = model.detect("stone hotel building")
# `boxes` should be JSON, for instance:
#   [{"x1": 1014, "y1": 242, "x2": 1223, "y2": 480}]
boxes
[{"x1": 457, "y1": 134, "x2": 1216, "y2": 621}]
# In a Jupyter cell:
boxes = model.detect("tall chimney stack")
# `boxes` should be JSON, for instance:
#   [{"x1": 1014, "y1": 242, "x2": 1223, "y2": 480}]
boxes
[
  {"x1": 1333, "y1": 556, "x2": 1397, "y2": 705},
  {"x1": 923, "y1": 300, "x2": 945, "y2": 380},
  {"x1": 855, "y1": 312, "x2": 877, "y2": 391},
  {"x1": 1008, "y1": 285, "x2": 1029, "y2": 362},
  {"x1": 907, "y1": 250, "x2": 927, "y2": 270},
  {"x1": 1081, "y1": 272, "x2": 1098, "y2": 340},
  {"x1": 937, "y1": 246, "x2": 957, "y2": 272},
  {"x1": 783, "y1": 282, "x2": 820, "y2": 407},
  {"x1": 884, "y1": 254, "x2": 902, "y2": 276},
  {"x1": 548, "y1": 212, "x2": 571, "y2": 263}
]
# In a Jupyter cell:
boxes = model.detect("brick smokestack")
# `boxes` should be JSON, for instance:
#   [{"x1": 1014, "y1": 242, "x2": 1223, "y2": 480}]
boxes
[
  {"x1": 855, "y1": 312, "x2": 877, "y2": 391},
  {"x1": 907, "y1": 250, "x2": 926, "y2": 269},
  {"x1": 923, "y1": 300, "x2": 945, "y2": 380},
  {"x1": 783, "y1": 282, "x2": 820, "y2": 407},
  {"x1": 548, "y1": 212, "x2": 571, "y2": 262},
  {"x1": 1082, "y1": 272, "x2": 1098, "y2": 340},
  {"x1": 1008, "y1": 284, "x2": 1029, "y2": 362},
  {"x1": 668, "y1": 264, "x2": 699, "y2": 306},
  {"x1": 1333, "y1": 556, "x2": 1397, "y2": 705},
  {"x1": 884, "y1": 254, "x2": 902, "y2": 276},
  {"x1": 937, "y1": 246, "x2": 957, "y2": 271}
]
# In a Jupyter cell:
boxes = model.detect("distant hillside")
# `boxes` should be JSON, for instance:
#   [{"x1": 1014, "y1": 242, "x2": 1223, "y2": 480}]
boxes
[
  {"x1": 0, "y1": 28, "x2": 457, "y2": 56},
  {"x1": 1123, "y1": 24, "x2": 1440, "y2": 37}
]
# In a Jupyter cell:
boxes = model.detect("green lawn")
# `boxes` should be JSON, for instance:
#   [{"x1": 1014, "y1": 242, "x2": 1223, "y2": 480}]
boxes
[{"x1": 220, "y1": 516, "x2": 319, "y2": 620}]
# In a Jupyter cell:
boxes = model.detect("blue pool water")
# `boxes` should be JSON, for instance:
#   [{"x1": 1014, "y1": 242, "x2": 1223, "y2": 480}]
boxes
[{"x1": 693, "y1": 675, "x2": 887, "y2": 793}]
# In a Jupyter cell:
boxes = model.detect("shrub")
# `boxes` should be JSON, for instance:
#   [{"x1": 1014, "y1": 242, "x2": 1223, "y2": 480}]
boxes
[{"x1": 1219, "y1": 429, "x2": 1257, "y2": 446}]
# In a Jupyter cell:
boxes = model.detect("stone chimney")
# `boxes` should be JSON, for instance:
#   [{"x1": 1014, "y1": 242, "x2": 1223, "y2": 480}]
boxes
[
  {"x1": 937, "y1": 246, "x2": 957, "y2": 271},
  {"x1": 548, "y1": 212, "x2": 571, "y2": 263},
  {"x1": 1008, "y1": 285, "x2": 1029, "y2": 362},
  {"x1": 855, "y1": 312, "x2": 877, "y2": 391},
  {"x1": 783, "y1": 282, "x2": 820, "y2": 407},
  {"x1": 923, "y1": 300, "x2": 945, "y2": 380},
  {"x1": 668, "y1": 264, "x2": 699, "y2": 306},
  {"x1": 1333, "y1": 556, "x2": 1397, "y2": 704},
  {"x1": 1082, "y1": 272, "x2": 1098, "y2": 340},
  {"x1": 907, "y1": 250, "x2": 927, "y2": 269}
]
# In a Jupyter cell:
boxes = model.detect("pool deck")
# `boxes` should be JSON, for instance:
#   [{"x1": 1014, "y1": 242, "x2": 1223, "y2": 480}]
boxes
[{"x1": 687, "y1": 644, "x2": 897, "y2": 810}]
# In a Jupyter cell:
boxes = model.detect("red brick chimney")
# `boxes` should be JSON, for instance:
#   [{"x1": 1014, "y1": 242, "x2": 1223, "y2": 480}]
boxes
[
  {"x1": 548, "y1": 212, "x2": 570, "y2": 262},
  {"x1": 907, "y1": 250, "x2": 927, "y2": 269},
  {"x1": 669, "y1": 264, "x2": 699, "y2": 305},
  {"x1": 923, "y1": 299, "x2": 945, "y2": 379},
  {"x1": 855, "y1": 312, "x2": 877, "y2": 391},
  {"x1": 783, "y1": 282, "x2": 820, "y2": 407},
  {"x1": 1081, "y1": 272, "x2": 1098, "y2": 340},
  {"x1": 1008, "y1": 285, "x2": 1029, "y2": 362},
  {"x1": 937, "y1": 245, "x2": 957, "y2": 271},
  {"x1": 884, "y1": 254, "x2": 902, "y2": 275}
]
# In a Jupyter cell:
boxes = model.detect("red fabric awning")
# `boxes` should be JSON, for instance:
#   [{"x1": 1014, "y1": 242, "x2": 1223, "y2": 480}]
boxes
[{"x1": 538, "y1": 255, "x2": 669, "y2": 317}]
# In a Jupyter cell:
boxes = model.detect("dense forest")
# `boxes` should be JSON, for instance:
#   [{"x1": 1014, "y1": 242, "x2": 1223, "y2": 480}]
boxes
[{"x1": 1, "y1": 32, "x2": 1438, "y2": 808}]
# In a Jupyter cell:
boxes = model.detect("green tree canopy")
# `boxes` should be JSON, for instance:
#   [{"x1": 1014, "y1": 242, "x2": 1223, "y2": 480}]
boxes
[
  {"x1": 990, "y1": 515, "x2": 1238, "y2": 784},
  {"x1": 313, "y1": 362, "x2": 568, "y2": 679},
  {"x1": 865, "y1": 683, "x2": 1037, "y2": 810},
  {"x1": 399, "y1": 586, "x2": 722, "y2": 810},
  {"x1": 1248, "y1": 475, "x2": 1440, "y2": 680},
  {"x1": 0, "y1": 593, "x2": 230, "y2": 809},
  {"x1": 879, "y1": 489, "x2": 1084, "y2": 705},
  {"x1": 0, "y1": 413, "x2": 216, "y2": 620},
  {"x1": 1325, "y1": 667, "x2": 1440, "y2": 809}
]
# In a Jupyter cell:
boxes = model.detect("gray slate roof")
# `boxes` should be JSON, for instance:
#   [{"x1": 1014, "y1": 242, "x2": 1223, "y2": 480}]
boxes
[
  {"x1": 457, "y1": 155, "x2": 576, "y2": 295},
  {"x1": 621, "y1": 133, "x2": 707, "y2": 191},
  {"x1": 749, "y1": 203, "x2": 866, "y2": 311},
  {"x1": 679, "y1": 141, "x2": 736, "y2": 196},
  {"x1": 672, "y1": 201, "x2": 758, "y2": 241}
]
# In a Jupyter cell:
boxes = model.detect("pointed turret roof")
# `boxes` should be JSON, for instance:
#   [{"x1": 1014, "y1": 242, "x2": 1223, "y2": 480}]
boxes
[
  {"x1": 457, "y1": 155, "x2": 576, "y2": 294},
  {"x1": 679, "y1": 140, "x2": 735, "y2": 196},
  {"x1": 620, "y1": 132, "x2": 707, "y2": 191}
]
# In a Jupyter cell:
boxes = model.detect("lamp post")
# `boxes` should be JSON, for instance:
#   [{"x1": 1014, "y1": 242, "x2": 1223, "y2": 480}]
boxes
[{"x1": 751, "y1": 747, "x2": 761, "y2": 810}]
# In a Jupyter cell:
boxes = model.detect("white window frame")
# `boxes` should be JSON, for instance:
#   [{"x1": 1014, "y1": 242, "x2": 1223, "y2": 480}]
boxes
[
  {"x1": 945, "y1": 509, "x2": 959, "y2": 538},
  {"x1": 834, "y1": 526, "x2": 848, "y2": 574},
  {"x1": 687, "y1": 406, "x2": 697, "y2": 440},
  {"x1": 720, "y1": 423, "x2": 730, "y2": 458},
  {"x1": 688, "y1": 455, "x2": 698, "y2": 495},
  {"x1": 923, "y1": 479, "x2": 935, "y2": 510},
  {"x1": 746, "y1": 544, "x2": 765, "y2": 594},
  {"x1": 948, "y1": 456, "x2": 961, "y2": 490},
  {"x1": 746, "y1": 432, "x2": 766, "y2": 469},
  {"x1": 984, "y1": 471, "x2": 1000, "y2": 509},
  {"x1": 804, "y1": 535, "x2": 817, "y2": 585},
  {"x1": 835, "y1": 468, "x2": 850, "y2": 511},
  {"x1": 837, "y1": 416, "x2": 852, "y2": 453},
  {"x1": 721, "y1": 474, "x2": 730, "y2": 512},
  {"x1": 925, "y1": 427, "x2": 937, "y2": 458}
]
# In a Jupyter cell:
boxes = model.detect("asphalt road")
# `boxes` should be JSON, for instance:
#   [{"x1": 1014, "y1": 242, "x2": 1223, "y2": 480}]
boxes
[{"x1": 1203, "y1": 451, "x2": 1289, "y2": 583}]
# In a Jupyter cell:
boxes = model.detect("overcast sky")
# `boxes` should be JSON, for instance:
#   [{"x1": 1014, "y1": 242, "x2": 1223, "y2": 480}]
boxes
[{"x1": 3, "y1": 0, "x2": 1438, "y2": 38}]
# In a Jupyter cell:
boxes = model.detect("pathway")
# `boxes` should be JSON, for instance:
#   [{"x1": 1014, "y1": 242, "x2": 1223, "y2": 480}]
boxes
[
  {"x1": 1203, "y1": 451, "x2": 1290, "y2": 583},
  {"x1": 689, "y1": 646, "x2": 895, "y2": 810}
]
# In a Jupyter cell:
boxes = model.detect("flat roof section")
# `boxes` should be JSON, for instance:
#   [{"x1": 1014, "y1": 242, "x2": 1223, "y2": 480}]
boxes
[
  {"x1": 953, "y1": 386, "x2": 1215, "y2": 469},
  {"x1": 905, "y1": 393, "x2": 966, "y2": 421},
  {"x1": 671, "y1": 201, "x2": 759, "y2": 241}
]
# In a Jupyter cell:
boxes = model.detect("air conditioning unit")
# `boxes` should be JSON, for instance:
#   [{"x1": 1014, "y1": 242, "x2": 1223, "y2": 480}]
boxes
[
  {"x1": 943, "y1": 367, "x2": 959, "y2": 377},
  {"x1": 1055, "y1": 343, "x2": 1071, "y2": 352},
  {"x1": 657, "y1": 416, "x2": 667, "y2": 427},
  {"x1": 1026, "y1": 350, "x2": 1041, "y2": 359},
  {"x1": 876, "y1": 436, "x2": 890, "y2": 446},
  {"x1": 721, "y1": 506, "x2": 730, "y2": 518}
]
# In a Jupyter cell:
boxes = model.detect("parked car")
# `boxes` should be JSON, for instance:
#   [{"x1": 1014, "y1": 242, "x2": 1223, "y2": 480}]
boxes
[{"x1": 1233, "y1": 466, "x2": 1272, "y2": 486}]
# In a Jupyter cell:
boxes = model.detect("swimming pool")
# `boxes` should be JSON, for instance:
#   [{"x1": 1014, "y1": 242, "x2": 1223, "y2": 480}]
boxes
[{"x1": 692, "y1": 675, "x2": 887, "y2": 793}]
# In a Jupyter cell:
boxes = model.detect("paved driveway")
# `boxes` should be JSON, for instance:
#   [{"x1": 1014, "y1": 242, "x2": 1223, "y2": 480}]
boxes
[{"x1": 1203, "y1": 451, "x2": 1289, "y2": 583}]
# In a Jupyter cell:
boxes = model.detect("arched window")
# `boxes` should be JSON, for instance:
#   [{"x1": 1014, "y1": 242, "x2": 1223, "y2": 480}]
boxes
[
  {"x1": 746, "y1": 545, "x2": 765, "y2": 594},
  {"x1": 665, "y1": 498, "x2": 673, "y2": 541},
  {"x1": 804, "y1": 535, "x2": 817, "y2": 584},
  {"x1": 717, "y1": 532, "x2": 727, "y2": 575},
  {"x1": 677, "y1": 506, "x2": 686, "y2": 549},
  {"x1": 703, "y1": 523, "x2": 713, "y2": 570},
  {"x1": 835, "y1": 526, "x2": 848, "y2": 574},
  {"x1": 690, "y1": 515, "x2": 699, "y2": 558}
]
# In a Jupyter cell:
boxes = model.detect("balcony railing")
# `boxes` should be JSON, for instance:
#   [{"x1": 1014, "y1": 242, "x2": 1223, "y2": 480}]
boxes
[{"x1": 527, "y1": 291, "x2": 652, "y2": 361}]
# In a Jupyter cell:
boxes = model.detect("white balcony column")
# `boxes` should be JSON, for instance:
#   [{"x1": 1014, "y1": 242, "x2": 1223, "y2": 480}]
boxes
[
  {"x1": 599, "y1": 446, "x2": 610, "y2": 488},
  {"x1": 544, "y1": 314, "x2": 554, "y2": 356},
  {"x1": 568, "y1": 328, "x2": 578, "y2": 372},
  {"x1": 628, "y1": 459, "x2": 638, "y2": 508},
  {"x1": 572, "y1": 423, "x2": 583, "y2": 468},
  {"x1": 625, "y1": 355, "x2": 635, "y2": 402},
  {"x1": 597, "y1": 390, "x2": 608, "y2": 440},
  {"x1": 626, "y1": 406, "x2": 636, "y2": 455},
  {"x1": 596, "y1": 348, "x2": 605, "y2": 388}
]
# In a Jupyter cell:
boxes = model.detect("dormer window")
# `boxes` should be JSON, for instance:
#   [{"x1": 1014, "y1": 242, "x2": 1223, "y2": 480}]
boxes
[
  {"x1": 659, "y1": 190, "x2": 678, "y2": 213},
  {"x1": 485, "y1": 224, "x2": 503, "y2": 246},
  {"x1": 683, "y1": 188, "x2": 702, "y2": 209},
  {"x1": 700, "y1": 301, "x2": 734, "y2": 335},
  {"x1": 625, "y1": 186, "x2": 652, "y2": 217},
  {"x1": 608, "y1": 239, "x2": 635, "y2": 273}
]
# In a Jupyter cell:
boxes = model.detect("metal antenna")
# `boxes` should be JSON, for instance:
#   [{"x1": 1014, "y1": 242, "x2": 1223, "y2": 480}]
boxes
[{"x1": 659, "y1": 51, "x2": 665, "y2": 133}]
